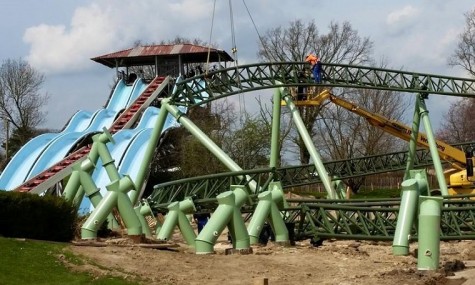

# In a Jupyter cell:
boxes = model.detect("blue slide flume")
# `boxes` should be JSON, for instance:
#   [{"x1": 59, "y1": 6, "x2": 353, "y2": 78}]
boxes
[{"x1": 0, "y1": 78, "x2": 146, "y2": 190}]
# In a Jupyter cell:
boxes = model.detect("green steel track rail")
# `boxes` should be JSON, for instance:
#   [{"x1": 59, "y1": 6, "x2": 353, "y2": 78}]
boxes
[
  {"x1": 171, "y1": 62, "x2": 475, "y2": 107},
  {"x1": 148, "y1": 141, "x2": 475, "y2": 208},
  {"x1": 145, "y1": 63, "x2": 475, "y2": 242},
  {"x1": 284, "y1": 196, "x2": 475, "y2": 241}
]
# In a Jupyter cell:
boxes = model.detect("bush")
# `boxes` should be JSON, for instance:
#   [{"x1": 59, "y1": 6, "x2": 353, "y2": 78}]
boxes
[{"x1": 0, "y1": 191, "x2": 77, "y2": 241}]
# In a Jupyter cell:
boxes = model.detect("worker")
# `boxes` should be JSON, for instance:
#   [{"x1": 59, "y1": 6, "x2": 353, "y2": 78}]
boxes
[
  {"x1": 193, "y1": 212, "x2": 211, "y2": 233},
  {"x1": 305, "y1": 54, "x2": 322, "y2": 83}
]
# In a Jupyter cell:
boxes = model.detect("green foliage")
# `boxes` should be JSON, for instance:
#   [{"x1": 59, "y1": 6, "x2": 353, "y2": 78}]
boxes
[
  {"x1": 224, "y1": 116, "x2": 270, "y2": 169},
  {"x1": 0, "y1": 237, "x2": 138, "y2": 285},
  {"x1": 0, "y1": 191, "x2": 77, "y2": 241}
]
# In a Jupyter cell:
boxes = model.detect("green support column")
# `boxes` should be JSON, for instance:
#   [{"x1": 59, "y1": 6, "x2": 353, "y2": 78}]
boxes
[
  {"x1": 137, "y1": 200, "x2": 158, "y2": 237},
  {"x1": 281, "y1": 88, "x2": 336, "y2": 199},
  {"x1": 404, "y1": 99, "x2": 421, "y2": 180},
  {"x1": 63, "y1": 171, "x2": 80, "y2": 202},
  {"x1": 62, "y1": 129, "x2": 111, "y2": 205},
  {"x1": 393, "y1": 178, "x2": 419, "y2": 256},
  {"x1": 269, "y1": 186, "x2": 289, "y2": 244},
  {"x1": 81, "y1": 176, "x2": 142, "y2": 240},
  {"x1": 129, "y1": 103, "x2": 170, "y2": 205},
  {"x1": 417, "y1": 196, "x2": 443, "y2": 271},
  {"x1": 156, "y1": 198, "x2": 196, "y2": 246},
  {"x1": 418, "y1": 95, "x2": 448, "y2": 196},
  {"x1": 248, "y1": 182, "x2": 289, "y2": 245},
  {"x1": 78, "y1": 167, "x2": 120, "y2": 230},
  {"x1": 93, "y1": 136, "x2": 120, "y2": 182},
  {"x1": 156, "y1": 202, "x2": 179, "y2": 240},
  {"x1": 162, "y1": 100, "x2": 257, "y2": 192},
  {"x1": 270, "y1": 89, "x2": 282, "y2": 169},
  {"x1": 248, "y1": 191, "x2": 272, "y2": 244},
  {"x1": 410, "y1": 170, "x2": 429, "y2": 196},
  {"x1": 332, "y1": 179, "x2": 347, "y2": 200},
  {"x1": 72, "y1": 186, "x2": 85, "y2": 208},
  {"x1": 228, "y1": 186, "x2": 250, "y2": 250},
  {"x1": 195, "y1": 191, "x2": 235, "y2": 254}
]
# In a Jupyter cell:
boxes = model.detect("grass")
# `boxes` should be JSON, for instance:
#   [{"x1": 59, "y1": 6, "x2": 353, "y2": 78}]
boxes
[{"x1": 0, "y1": 237, "x2": 139, "y2": 285}]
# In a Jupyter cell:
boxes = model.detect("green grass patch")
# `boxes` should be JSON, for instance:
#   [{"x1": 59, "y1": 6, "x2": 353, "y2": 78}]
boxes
[
  {"x1": 353, "y1": 188, "x2": 401, "y2": 199},
  {"x1": 0, "y1": 237, "x2": 139, "y2": 285}
]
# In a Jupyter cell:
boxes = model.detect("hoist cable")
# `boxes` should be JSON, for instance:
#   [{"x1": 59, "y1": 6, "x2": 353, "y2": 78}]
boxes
[{"x1": 206, "y1": 0, "x2": 217, "y2": 76}]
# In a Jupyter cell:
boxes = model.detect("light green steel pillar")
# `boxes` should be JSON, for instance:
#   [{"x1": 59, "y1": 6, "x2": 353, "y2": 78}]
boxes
[
  {"x1": 156, "y1": 198, "x2": 196, "y2": 246},
  {"x1": 247, "y1": 191, "x2": 272, "y2": 244},
  {"x1": 332, "y1": 179, "x2": 347, "y2": 200},
  {"x1": 137, "y1": 200, "x2": 158, "y2": 237},
  {"x1": 410, "y1": 169, "x2": 429, "y2": 196},
  {"x1": 72, "y1": 186, "x2": 85, "y2": 208},
  {"x1": 418, "y1": 95, "x2": 448, "y2": 196},
  {"x1": 404, "y1": 99, "x2": 421, "y2": 180},
  {"x1": 281, "y1": 88, "x2": 336, "y2": 199},
  {"x1": 78, "y1": 166, "x2": 120, "y2": 230},
  {"x1": 417, "y1": 196, "x2": 443, "y2": 271},
  {"x1": 129, "y1": 103, "x2": 170, "y2": 205},
  {"x1": 247, "y1": 182, "x2": 289, "y2": 245},
  {"x1": 269, "y1": 187, "x2": 289, "y2": 243},
  {"x1": 162, "y1": 100, "x2": 257, "y2": 192},
  {"x1": 227, "y1": 185, "x2": 250, "y2": 250},
  {"x1": 195, "y1": 191, "x2": 235, "y2": 254},
  {"x1": 94, "y1": 137, "x2": 120, "y2": 182},
  {"x1": 64, "y1": 171, "x2": 81, "y2": 202},
  {"x1": 270, "y1": 89, "x2": 282, "y2": 168},
  {"x1": 156, "y1": 203, "x2": 179, "y2": 239},
  {"x1": 62, "y1": 129, "x2": 110, "y2": 204},
  {"x1": 393, "y1": 178, "x2": 419, "y2": 256},
  {"x1": 81, "y1": 176, "x2": 141, "y2": 239},
  {"x1": 195, "y1": 186, "x2": 250, "y2": 253}
]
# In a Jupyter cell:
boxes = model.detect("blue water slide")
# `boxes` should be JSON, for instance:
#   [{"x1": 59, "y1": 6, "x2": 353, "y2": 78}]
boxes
[
  {"x1": 25, "y1": 109, "x2": 119, "y2": 180},
  {"x1": 106, "y1": 79, "x2": 146, "y2": 112},
  {"x1": 0, "y1": 78, "x2": 144, "y2": 190},
  {"x1": 63, "y1": 110, "x2": 95, "y2": 132}
]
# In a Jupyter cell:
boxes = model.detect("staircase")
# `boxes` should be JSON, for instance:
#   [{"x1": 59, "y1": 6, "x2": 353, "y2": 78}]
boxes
[{"x1": 16, "y1": 76, "x2": 170, "y2": 194}]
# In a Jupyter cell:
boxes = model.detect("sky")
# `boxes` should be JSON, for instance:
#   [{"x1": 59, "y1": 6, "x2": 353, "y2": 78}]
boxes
[{"x1": 1, "y1": 0, "x2": 474, "y2": 131}]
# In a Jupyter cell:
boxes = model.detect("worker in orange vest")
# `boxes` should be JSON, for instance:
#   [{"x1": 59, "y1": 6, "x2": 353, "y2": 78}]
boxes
[{"x1": 305, "y1": 54, "x2": 322, "y2": 83}]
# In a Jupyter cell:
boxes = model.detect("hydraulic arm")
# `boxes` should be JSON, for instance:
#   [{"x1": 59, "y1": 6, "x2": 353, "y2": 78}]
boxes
[{"x1": 309, "y1": 90, "x2": 475, "y2": 193}]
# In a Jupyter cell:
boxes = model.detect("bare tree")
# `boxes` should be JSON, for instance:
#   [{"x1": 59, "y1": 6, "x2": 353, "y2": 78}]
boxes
[
  {"x1": 258, "y1": 20, "x2": 373, "y2": 164},
  {"x1": 441, "y1": 8, "x2": 475, "y2": 144},
  {"x1": 437, "y1": 98, "x2": 475, "y2": 143},
  {"x1": 448, "y1": 8, "x2": 475, "y2": 77},
  {"x1": 0, "y1": 59, "x2": 48, "y2": 160}
]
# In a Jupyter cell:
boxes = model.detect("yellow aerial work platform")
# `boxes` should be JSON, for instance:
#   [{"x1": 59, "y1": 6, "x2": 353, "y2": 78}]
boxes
[{"x1": 281, "y1": 89, "x2": 329, "y2": 106}]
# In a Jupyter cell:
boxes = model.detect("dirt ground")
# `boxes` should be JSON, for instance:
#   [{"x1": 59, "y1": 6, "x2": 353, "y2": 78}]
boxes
[{"x1": 65, "y1": 230, "x2": 475, "y2": 285}]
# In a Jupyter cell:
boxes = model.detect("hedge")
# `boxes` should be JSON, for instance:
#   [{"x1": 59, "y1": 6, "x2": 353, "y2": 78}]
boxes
[{"x1": 0, "y1": 191, "x2": 77, "y2": 242}]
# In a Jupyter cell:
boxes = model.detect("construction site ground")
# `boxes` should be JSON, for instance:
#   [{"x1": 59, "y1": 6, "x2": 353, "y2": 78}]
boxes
[{"x1": 67, "y1": 229, "x2": 475, "y2": 285}]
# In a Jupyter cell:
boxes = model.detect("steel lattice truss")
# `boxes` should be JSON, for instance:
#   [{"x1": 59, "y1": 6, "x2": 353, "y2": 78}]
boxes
[
  {"x1": 284, "y1": 197, "x2": 475, "y2": 241},
  {"x1": 171, "y1": 62, "x2": 475, "y2": 107},
  {"x1": 147, "y1": 63, "x2": 475, "y2": 241},
  {"x1": 148, "y1": 142, "x2": 475, "y2": 208}
]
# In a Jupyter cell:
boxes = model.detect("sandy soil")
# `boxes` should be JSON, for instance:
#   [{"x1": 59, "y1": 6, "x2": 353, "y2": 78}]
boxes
[{"x1": 65, "y1": 232, "x2": 475, "y2": 285}]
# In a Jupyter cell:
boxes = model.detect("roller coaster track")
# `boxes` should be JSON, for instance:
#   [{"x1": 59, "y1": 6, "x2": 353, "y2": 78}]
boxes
[
  {"x1": 148, "y1": 141, "x2": 475, "y2": 208},
  {"x1": 284, "y1": 196, "x2": 475, "y2": 242},
  {"x1": 170, "y1": 62, "x2": 475, "y2": 106},
  {"x1": 148, "y1": 62, "x2": 475, "y2": 242}
]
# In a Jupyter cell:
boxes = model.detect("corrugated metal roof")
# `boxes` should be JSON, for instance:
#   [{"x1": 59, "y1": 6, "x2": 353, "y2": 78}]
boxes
[{"x1": 91, "y1": 44, "x2": 234, "y2": 68}]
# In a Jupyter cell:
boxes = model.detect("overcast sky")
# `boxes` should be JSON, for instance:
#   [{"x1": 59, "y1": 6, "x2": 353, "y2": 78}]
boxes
[{"x1": 1, "y1": 0, "x2": 474, "y2": 131}]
